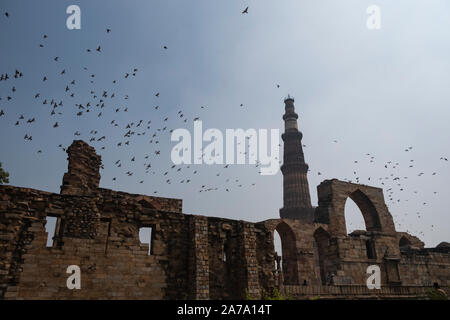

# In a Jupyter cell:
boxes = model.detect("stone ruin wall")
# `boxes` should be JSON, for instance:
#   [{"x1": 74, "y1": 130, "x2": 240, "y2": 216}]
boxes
[
  {"x1": 0, "y1": 140, "x2": 449, "y2": 299},
  {"x1": 0, "y1": 185, "x2": 189, "y2": 299},
  {"x1": 0, "y1": 184, "x2": 274, "y2": 300}
]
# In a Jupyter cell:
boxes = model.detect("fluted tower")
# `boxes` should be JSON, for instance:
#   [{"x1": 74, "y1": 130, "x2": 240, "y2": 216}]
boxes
[{"x1": 279, "y1": 97, "x2": 314, "y2": 221}]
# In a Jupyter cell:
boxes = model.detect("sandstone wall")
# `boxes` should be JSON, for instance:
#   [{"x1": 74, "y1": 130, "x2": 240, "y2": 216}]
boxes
[{"x1": 1, "y1": 141, "x2": 449, "y2": 300}]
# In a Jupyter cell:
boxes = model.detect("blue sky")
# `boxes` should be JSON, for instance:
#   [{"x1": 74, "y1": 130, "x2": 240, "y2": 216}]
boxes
[{"x1": 1, "y1": 0, "x2": 449, "y2": 247}]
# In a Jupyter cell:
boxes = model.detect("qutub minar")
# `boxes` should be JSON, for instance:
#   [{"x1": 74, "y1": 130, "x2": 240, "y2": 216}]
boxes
[
  {"x1": 280, "y1": 96, "x2": 314, "y2": 221},
  {"x1": 0, "y1": 98, "x2": 448, "y2": 299}
]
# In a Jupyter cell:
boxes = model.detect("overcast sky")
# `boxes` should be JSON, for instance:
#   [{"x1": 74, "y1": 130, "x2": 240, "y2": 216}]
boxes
[{"x1": 0, "y1": 0, "x2": 449, "y2": 247}]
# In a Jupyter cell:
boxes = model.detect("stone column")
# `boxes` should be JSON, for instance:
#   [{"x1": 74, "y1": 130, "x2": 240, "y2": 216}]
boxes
[
  {"x1": 60, "y1": 140, "x2": 102, "y2": 196},
  {"x1": 188, "y1": 216, "x2": 209, "y2": 299},
  {"x1": 240, "y1": 222, "x2": 261, "y2": 298}
]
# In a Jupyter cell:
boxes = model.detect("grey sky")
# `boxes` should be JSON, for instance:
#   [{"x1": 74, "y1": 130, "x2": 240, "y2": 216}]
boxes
[{"x1": 0, "y1": 0, "x2": 449, "y2": 247}]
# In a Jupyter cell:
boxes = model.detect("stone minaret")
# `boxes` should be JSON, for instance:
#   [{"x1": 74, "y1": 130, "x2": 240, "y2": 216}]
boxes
[{"x1": 279, "y1": 97, "x2": 313, "y2": 220}]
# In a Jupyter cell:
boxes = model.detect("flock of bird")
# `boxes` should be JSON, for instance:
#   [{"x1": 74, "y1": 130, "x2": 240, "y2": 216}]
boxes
[
  {"x1": 0, "y1": 6, "x2": 447, "y2": 240},
  {"x1": 311, "y1": 142, "x2": 448, "y2": 236},
  {"x1": 0, "y1": 6, "x2": 261, "y2": 198}
]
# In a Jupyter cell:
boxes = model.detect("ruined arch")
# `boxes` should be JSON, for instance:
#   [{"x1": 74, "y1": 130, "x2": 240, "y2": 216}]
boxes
[
  {"x1": 317, "y1": 180, "x2": 396, "y2": 237},
  {"x1": 274, "y1": 221, "x2": 299, "y2": 285},
  {"x1": 344, "y1": 197, "x2": 366, "y2": 234},
  {"x1": 347, "y1": 189, "x2": 382, "y2": 232},
  {"x1": 313, "y1": 227, "x2": 331, "y2": 285}
]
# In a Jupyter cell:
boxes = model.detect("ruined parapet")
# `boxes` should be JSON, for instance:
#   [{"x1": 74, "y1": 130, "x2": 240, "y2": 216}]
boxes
[
  {"x1": 315, "y1": 179, "x2": 396, "y2": 237},
  {"x1": 437, "y1": 242, "x2": 450, "y2": 250},
  {"x1": 99, "y1": 189, "x2": 183, "y2": 213},
  {"x1": 60, "y1": 140, "x2": 102, "y2": 196},
  {"x1": 397, "y1": 232, "x2": 425, "y2": 250}
]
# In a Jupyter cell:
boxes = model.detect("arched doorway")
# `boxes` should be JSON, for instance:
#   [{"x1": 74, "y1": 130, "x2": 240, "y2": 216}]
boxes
[
  {"x1": 274, "y1": 222, "x2": 299, "y2": 285},
  {"x1": 344, "y1": 197, "x2": 366, "y2": 234},
  {"x1": 273, "y1": 230, "x2": 282, "y2": 270},
  {"x1": 313, "y1": 227, "x2": 331, "y2": 285},
  {"x1": 344, "y1": 189, "x2": 382, "y2": 233}
]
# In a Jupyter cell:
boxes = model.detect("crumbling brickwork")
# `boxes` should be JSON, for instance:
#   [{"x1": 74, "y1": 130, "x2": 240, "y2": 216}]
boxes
[
  {"x1": 0, "y1": 140, "x2": 449, "y2": 300},
  {"x1": 61, "y1": 140, "x2": 102, "y2": 196}
]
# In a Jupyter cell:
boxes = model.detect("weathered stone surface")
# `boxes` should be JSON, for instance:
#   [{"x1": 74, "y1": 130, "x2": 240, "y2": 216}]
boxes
[
  {"x1": 60, "y1": 140, "x2": 102, "y2": 196},
  {"x1": 0, "y1": 113, "x2": 448, "y2": 299}
]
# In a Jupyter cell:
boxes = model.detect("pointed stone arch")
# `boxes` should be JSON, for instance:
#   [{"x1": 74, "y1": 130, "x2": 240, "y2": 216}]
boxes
[
  {"x1": 274, "y1": 221, "x2": 299, "y2": 285},
  {"x1": 316, "y1": 180, "x2": 396, "y2": 237},
  {"x1": 344, "y1": 196, "x2": 366, "y2": 234},
  {"x1": 347, "y1": 189, "x2": 381, "y2": 232},
  {"x1": 313, "y1": 227, "x2": 332, "y2": 285}
]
